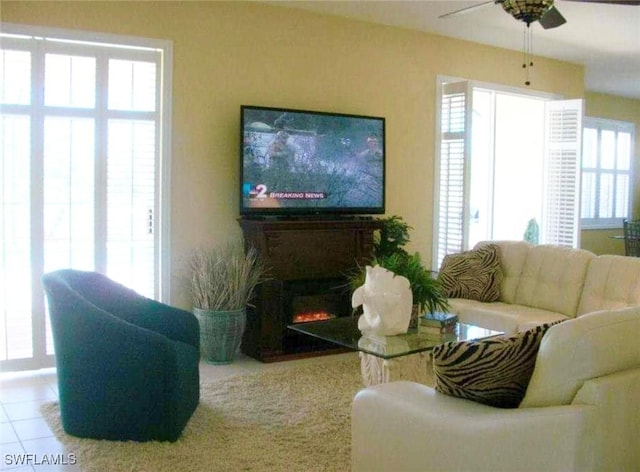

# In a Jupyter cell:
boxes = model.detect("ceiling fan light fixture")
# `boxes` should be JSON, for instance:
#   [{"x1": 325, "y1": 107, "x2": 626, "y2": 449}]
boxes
[{"x1": 501, "y1": 0, "x2": 554, "y2": 25}]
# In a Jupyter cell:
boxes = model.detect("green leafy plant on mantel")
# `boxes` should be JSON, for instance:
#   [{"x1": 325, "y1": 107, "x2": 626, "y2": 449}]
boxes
[
  {"x1": 347, "y1": 215, "x2": 449, "y2": 315},
  {"x1": 375, "y1": 214, "x2": 411, "y2": 260}
]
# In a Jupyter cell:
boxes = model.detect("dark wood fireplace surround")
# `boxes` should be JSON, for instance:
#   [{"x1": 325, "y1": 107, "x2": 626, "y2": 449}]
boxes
[{"x1": 239, "y1": 218, "x2": 381, "y2": 362}]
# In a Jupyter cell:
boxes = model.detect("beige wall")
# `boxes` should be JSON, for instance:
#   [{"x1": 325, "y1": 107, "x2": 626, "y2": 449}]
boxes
[
  {"x1": 3, "y1": 1, "x2": 588, "y2": 307},
  {"x1": 580, "y1": 92, "x2": 640, "y2": 255}
]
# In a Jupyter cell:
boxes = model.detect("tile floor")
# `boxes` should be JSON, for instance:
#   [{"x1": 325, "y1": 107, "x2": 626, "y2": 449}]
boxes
[{"x1": 0, "y1": 353, "x2": 351, "y2": 471}]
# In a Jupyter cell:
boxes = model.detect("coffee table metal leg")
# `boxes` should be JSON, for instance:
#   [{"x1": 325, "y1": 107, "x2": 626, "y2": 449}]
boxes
[{"x1": 359, "y1": 351, "x2": 434, "y2": 387}]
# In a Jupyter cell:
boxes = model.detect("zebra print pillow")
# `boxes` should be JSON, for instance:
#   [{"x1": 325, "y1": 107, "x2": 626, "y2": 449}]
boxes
[
  {"x1": 438, "y1": 244, "x2": 503, "y2": 302},
  {"x1": 432, "y1": 321, "x2": 560, "y2": 408}
]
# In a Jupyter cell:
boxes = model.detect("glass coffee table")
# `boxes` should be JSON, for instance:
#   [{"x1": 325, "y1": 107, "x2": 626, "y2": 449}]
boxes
[{"x1": 289, "y1": 315, "x2": 501, "y2": 386}]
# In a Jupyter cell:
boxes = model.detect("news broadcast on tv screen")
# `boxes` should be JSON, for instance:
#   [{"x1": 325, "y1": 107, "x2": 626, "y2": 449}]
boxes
[{"x1": 241, "y1": 106, "x2": 385, "y2": 215}]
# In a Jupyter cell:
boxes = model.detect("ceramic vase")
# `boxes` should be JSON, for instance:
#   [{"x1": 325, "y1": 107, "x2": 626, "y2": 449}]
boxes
[{"x1": 194, "y1": 308, "x2": 246, "y2": 364}]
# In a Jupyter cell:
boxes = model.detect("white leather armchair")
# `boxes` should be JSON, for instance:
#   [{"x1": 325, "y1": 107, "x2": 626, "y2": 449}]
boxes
[{"x1": 351, "y1": 307, "x2": 640, "y2": 472}]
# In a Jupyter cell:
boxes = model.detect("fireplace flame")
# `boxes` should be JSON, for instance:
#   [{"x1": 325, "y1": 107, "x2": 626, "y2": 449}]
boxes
[{"x1": 293, "y1": 311, "x2": 335, "y2": 323}]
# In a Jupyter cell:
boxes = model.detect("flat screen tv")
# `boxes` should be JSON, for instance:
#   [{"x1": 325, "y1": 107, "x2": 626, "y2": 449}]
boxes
[{"x1": 240, "y1": 105, "x2": 385, "y2": 217}]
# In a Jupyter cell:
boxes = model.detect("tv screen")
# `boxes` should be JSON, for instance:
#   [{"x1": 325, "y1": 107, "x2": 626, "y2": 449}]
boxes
[{"x1": 240, "y1": 105, "x2": 385, "y2": 217}]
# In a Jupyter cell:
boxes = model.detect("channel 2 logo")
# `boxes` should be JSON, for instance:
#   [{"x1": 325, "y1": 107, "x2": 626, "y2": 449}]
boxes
[{"x1": 248, "y1": 184, "x2": 325, "y2": 200}]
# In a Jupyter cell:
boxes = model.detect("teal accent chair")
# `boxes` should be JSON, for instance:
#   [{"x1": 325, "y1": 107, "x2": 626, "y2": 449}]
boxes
[{"x1": 42, "y1": 269, "x2": 200, "y2": 442}]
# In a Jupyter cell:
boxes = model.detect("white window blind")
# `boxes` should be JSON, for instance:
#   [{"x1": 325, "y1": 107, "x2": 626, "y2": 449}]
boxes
[
  {"x1": 434, "y1": 81, "x2": 471, "y2": 270},
  {"x1": 542, "y1": 99, "x2": 583, "y2": 247},
  {"x1": 106, "y1": 119, "x2": 156, "y2": 295}
]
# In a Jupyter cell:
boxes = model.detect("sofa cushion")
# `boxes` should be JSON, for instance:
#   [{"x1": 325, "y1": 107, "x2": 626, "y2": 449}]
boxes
[
  {"x1": 447, "y1": 299, "x2": 518, "y2": 334},
  {"x1": 520, "y1": 306, "x2": 640, "y2": 407},
  {"x1": 448, "y1": 298, "x2": 568, "y2": 335},
  {"x1": 432, "y1": 321, "x2": 560, "y2": 408},
  {"x1": 577, "y1": 255, "x2": 640, "y2": 316},
  {"x1": 474, "y1": 240, "x2": 532, "y2": 304},
  {"x1": 439, "y1": 244, "x2": 502, "y2": 302},
  {"x1": 514, "y1": 245, "x2": 594, "y2": 318}
]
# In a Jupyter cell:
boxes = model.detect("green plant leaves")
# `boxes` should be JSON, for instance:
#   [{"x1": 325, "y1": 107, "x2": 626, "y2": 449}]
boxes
[{"x1": 347, "y1": 215, "x2": 449, "y2": 315}]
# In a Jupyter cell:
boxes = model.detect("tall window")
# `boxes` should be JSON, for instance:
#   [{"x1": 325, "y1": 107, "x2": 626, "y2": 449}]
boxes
[
  {"x1": 0, "y1": 24, "x2": 172, "y2": 371},
  {"x1": 433, "y1": 78, "x2": 582, "y2": 270},
  {"x1": 580, "y1": 117, "x2": 634, "y2": 229}
]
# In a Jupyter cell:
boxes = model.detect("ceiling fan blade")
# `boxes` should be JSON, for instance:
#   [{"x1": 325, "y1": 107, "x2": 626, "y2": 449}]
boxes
[
  {"x1": 538, "y1": 5, "x2": 567, "y2": 29},
  {"x1": 438, "y1": 0, "x2": 497, "y2": 19}
]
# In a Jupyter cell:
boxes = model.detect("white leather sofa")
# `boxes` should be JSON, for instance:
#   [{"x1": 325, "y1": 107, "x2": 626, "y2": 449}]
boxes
[
  {"x1": 448, "y1": 240, "x2": 640, "y2": 334},
  {"x1": 351, "y1": 307, "x2": 640, "y2": 472}
]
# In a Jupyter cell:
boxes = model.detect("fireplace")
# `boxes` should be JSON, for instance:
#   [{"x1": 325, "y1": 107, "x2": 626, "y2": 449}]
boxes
[
  {"x1": 239, "y1": 218, "x2": 380, "y2": 362},
  {"x1": 288, "y1": 278, "x2": 346, "y2": 324},
  {"x1": 283, "y1": 278, "x2": 351, "y2": 353}
]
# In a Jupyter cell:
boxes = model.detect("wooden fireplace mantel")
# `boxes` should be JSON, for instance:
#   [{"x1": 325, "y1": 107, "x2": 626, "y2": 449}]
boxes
[{"x1": 239, "y1": 217, "x2": 381, "y2": 362}]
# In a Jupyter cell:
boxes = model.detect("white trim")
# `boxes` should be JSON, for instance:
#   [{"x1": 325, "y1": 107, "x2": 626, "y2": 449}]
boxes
[
  {"x1": 586, "y1": 116, "x2": 636, "y2": 131},
  {"x1": 159, "y1": 41, "x2": 173, "y2": 303},
  {"x1": 2, "y1": 22, "x2": 166, "y2": 51},
  {"x1": 436, "y1": 74, "x2": 560, "y2": 101},
  {"x1": 30, "y1": 38, "x2": 47, "y2": 364},
  {"x1": 432, "y1": 77, "x2": 443, "y2": 271}
]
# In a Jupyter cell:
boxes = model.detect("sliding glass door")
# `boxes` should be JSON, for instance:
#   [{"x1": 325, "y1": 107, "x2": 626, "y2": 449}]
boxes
[{"x1": 0, "y1": 25, "x2": 171, "y2": 370}]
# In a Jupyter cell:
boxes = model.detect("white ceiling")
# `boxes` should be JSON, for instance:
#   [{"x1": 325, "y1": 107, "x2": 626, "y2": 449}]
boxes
[{"x1": 271, "y1": 0, "x2": 640, "y2": 99}]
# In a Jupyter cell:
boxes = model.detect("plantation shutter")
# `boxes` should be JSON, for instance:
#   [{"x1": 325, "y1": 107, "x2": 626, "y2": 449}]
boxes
[
  {"x1": 105, "y1": 56, "x2": 160, "y2": 297},
  {"x1": 433, "y1": 80, "x2": 472, "y2": 270},
  {"x1": 581, "y1": 118, "x2": 634, "y2": 228},
  {"x1": 542, "y1": 99, "x2": 583, "y2": 247}
]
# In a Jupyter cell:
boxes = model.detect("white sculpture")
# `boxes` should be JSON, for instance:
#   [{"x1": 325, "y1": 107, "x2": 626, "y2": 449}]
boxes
[{"x1": 351, "y1": 265, "x2": 413, "y2": 336}]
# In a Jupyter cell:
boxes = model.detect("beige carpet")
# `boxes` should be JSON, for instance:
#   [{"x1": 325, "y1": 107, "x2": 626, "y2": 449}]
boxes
[{"x1": 41, "y1": 354, "x2": 364, "y2": 472}]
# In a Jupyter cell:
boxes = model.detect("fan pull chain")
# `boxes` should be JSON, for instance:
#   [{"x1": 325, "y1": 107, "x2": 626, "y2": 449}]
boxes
[{"x1": 522, "y1": 24, "x2": 534, "y2": 86}]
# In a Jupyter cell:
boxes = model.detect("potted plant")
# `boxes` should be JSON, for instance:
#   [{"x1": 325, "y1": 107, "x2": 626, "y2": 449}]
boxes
[
  {"x1": 189, "y1": 241, "x2": 265, "y2": 364},
  {"x1": 374, "y1": 214, "x2": 411, "y2": 260},
  {"x1": 348, "y1": 216, "x2": 449, "y2": 329}
]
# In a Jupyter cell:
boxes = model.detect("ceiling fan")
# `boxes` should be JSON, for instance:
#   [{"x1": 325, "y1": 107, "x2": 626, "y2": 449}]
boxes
[
  {"x1": 440, "y1": 0, "x2": 640, "y2": 29},
  {"x1": 440, "y1": 0, "x2": 640, "y2": 86}
]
